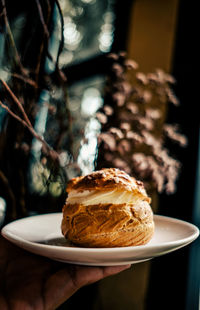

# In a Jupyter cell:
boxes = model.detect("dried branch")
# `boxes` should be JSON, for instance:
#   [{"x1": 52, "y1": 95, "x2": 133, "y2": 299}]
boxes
[
  {"x1": 0, "y1": 78, "x2": 32, "y2": 126},
  {"x1": 34, "y1": 0, "x2": 52, "y2": 81},
  {"x1": 35, "y1": 0, "x2": 50, "y2": 38},
  {"x1": 54, "y1": 0, "x2": 65, "y2": 68},
  {"x1": 0, "y1": 99, "x2": 29, "y2": 127},
  {"x1": 0, "y1": 0, "x2": 70, "y2": 221},
  {"x1": 0, "y1": 0, "x2": 27, "y2": 76},
  {"x1": 34, "y1": 0, "x2": 66, "y2": 83},
  {"x1": 0, "y1": 89, "x2": 59, "y2": 161},
  {"x1": 10, "y1": 73, "x2": 38, "y2": 88}
]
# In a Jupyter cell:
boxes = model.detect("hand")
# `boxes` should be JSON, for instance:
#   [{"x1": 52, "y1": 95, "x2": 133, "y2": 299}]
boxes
[{"x1": 0, "y1": 236, "x2": 130, "y2": 310}]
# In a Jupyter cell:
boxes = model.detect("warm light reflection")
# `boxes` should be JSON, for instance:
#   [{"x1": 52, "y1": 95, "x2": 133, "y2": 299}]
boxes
[
  {"x1": 98, "y1": 11, "x2": 114, "y2": 52},
  {"x1": 99, "y1": 29, "x2": 113, "y2": 52},
  {"x1": 58, "y1": 0, "x2": 116, "y2": 65},
  {"x1": 49, "y1": 181, "x2": 63, "y2": 197},
  {"x1": 64, "y1": 17, "x2": 82, "y2": 50},
  {"x1": 70, "y1": 6, "x2": 84, "y2": 17},
  {"x1": 81, "y1": 0, "x2": 95, "y2": 3},
  {"x1": 59, "y1": 151, "x2": 71, "y2": 167},
  {"x1": 77, "y1": 118, "x2": 101, "y2": 174},
  {"x1": 81, "y1": 87, "x2": 103, "y2": 116},
  {"x1": 59, "y1": 50, "x2": 74, "y2": 65},
  {"x1": 30, "y1": 162, "x2": 50, "y2": 194},
  {"x1": 0, "y1": 197, "x2": 6, "y2": 226}
]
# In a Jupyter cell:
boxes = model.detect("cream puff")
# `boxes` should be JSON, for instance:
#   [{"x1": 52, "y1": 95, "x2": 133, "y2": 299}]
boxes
[{"x1": 61, "y1": 168, "x2": 154, "y2": 247}]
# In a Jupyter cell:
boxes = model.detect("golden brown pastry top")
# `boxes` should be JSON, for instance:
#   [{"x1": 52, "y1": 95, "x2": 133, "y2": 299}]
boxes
[{"x1": 66, "y1": 168, "x2": 150, "y2": 203}]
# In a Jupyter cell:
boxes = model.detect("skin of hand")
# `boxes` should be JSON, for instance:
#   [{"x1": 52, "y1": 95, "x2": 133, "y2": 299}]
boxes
[{"x1": 0, "y1": 236, "x2": 131, "y2": 310}]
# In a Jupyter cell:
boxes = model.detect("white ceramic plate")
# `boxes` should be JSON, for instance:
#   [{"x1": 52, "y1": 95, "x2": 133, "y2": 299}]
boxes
[{"x1": 1, "y1": 213, "x2": 199, "y2": 266}]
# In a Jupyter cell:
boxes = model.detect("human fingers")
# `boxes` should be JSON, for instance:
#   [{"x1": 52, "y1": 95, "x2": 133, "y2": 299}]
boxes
[{"x1": 44, "y1": 264, "x2": 131, "y2": 309}]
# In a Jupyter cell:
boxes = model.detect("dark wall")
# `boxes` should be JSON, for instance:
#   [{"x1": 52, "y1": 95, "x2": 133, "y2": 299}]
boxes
[{"x1": 146, "y1": 1, "x2": 199, "y2": 309}]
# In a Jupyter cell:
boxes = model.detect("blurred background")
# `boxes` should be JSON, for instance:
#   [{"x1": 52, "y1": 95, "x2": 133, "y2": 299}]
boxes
[{"x1": 0, "y1": 0, "x2": 199, "y2": 309}]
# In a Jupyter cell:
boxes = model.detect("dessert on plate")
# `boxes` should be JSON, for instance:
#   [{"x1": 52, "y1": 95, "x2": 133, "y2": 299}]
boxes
[{"x1": 61, "y1": 168, "x2": 154, "y2": 247}]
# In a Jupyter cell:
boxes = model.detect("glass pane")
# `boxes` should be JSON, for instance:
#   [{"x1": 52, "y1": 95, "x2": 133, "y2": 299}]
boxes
[
  {"x1": 28, "y1": 75, "x2": 104, "y2": 195},
  {"x1": 67, "y1": 76, "x2": 104, "y2": 176}
]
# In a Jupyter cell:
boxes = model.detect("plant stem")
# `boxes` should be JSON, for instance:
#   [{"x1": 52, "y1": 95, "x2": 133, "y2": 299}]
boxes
[
  {"x1": 1, "y1": 0, "x2": 26, "y2": 75},
  {"x1": 0, "y1": 98, "x2": 59, "y2": 160}
]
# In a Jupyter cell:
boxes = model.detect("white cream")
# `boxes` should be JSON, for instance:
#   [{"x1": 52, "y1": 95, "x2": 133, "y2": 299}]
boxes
[{"x1": 67, "y1": 189, "x2": 142, "y2": 205}]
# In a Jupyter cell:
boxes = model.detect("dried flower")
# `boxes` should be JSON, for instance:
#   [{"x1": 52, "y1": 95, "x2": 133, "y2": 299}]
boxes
[
  {"x1": 136, "y1": 72, "x2": 149, "y2": 85},
  {"x1": 117, "y1": 139, "x2": 131, "y2": 155},
  {"x1": 113, "y1": 92, "x2": 126, "y2": 107},
  {"x1": 145, "y1": 108, "x2": 161, "y2": 120},
  {"x1": 109, "y1": 127, "x2": 124, "y2": 139},
  {"x1": 126, "y1": 131, "x2": 143, "y2": 144},
  {"x1": 98, "y1": 133, "x2": 116, "y2": 151},
  {"x1": 136, "y1": 117, "x2": 154, "y2": 131},
  {"x1": 120, "y1": 122, "x2": 131, "y2": 131},
  {"x1": 96, "y1": 112, "x2": 107, "y2": 124},
  {"x1": 165, "y1": 88, "x2": 180, "y2": 106},
  {"x1": 163, "y1": 124, "x2": 188, "y2": 146},
  {"x1": 112, "y1": 64, "x2": 124, "y2": 76},
  {"x1": 113, "y1": 158, "x2": 131, "y2": 174},
  {"x1": 104, "y1": 152, "x2": 113, "y2": 161},
  {"x1": 104, "y1": 105, "x2": 113, "y2": 116},
  {"x1": 96, "y1": 52, "x2": 187, "y2": 195},
  {"x1": 126, "y1": 102, "x2": 139, "y2": 114},
  {"x1": 124, "y1": 59, "x2": 139, "y2": 70}
]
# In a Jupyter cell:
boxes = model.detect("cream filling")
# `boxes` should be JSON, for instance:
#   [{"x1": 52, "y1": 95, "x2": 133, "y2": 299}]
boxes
[{"x1": 67, "y1": 189, "x2": 143, "y2": 205}]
